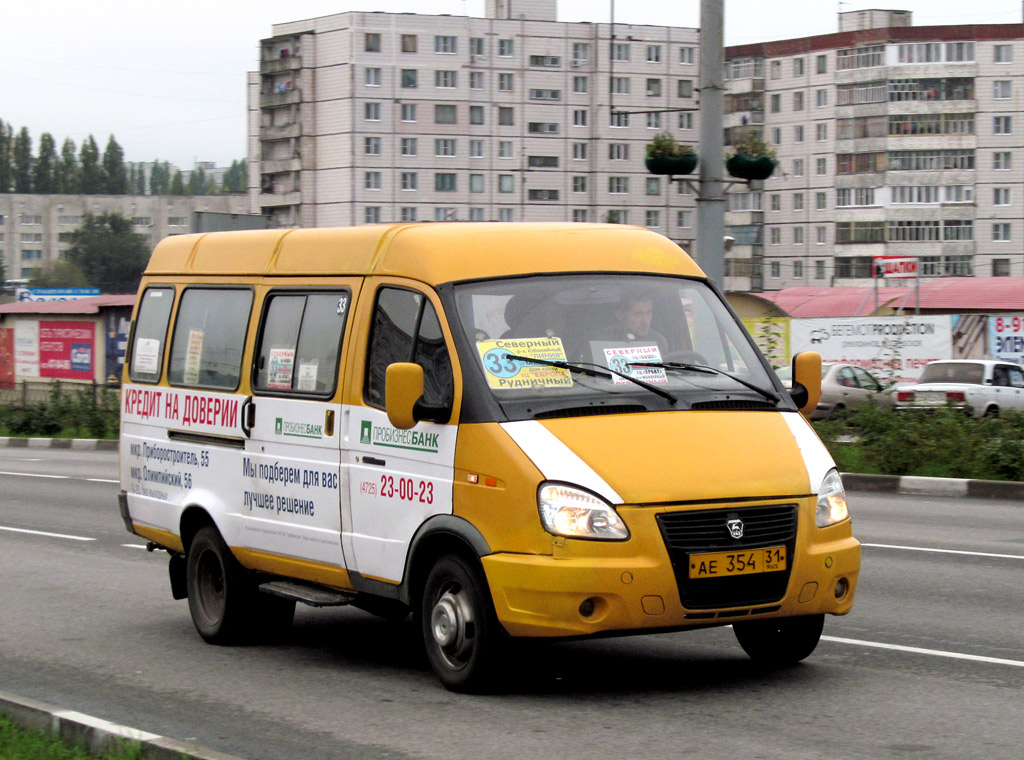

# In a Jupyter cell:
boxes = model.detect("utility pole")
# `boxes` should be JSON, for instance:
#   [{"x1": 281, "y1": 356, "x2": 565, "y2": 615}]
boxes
[{"x1": 696, "y1": 0, "x2": 726, "y2": 285}]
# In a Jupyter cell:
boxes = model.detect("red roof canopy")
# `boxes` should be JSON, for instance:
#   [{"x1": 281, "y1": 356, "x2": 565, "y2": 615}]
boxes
[{"x1": 0, "y1": 294, "x2": 136, "y2": 315}]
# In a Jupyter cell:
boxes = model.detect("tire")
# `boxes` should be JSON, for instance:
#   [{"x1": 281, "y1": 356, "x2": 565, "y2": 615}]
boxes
[
  {"x1": 420, "y1": 554, "x2": 500, "y2": 692},
  {"x1": 983, "y1": 406, "x2": 999, "y2": 418},
  {"x1": 733, "y1": 614, "x2": 824, "y2": 666},
  {"x1": 186, "y1": 525, "x2": 255, "y2": 644}
]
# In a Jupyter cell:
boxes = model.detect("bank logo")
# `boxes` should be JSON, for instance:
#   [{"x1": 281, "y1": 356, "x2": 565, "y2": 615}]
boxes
[
  {"x1": 275, "y1": 417, "x2": 323, "y2": 439},
  {"x1": 275, "y1": 418, "x2": 283, "y2": 435},
  {"x1": 360, "y1": 419, "x2": 439, "y2": 453},
  {"x1": 360, "y1": 420, "x2": 372, "y2": 445}
]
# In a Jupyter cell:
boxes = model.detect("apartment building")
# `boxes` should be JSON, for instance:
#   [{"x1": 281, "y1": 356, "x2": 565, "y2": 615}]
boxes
[
  {"x1": 248, "y1": 0, "x2": 701, "y2": 249},
  {"x1": 249, "y1": 2, "x2": 1024, "y2": 291},
  {"x1": 0, "y1": 194, "x2": 249, "y2": 282},
  {"x1": 724, "y1": 9, "x2": 1024, "y2": 290}
]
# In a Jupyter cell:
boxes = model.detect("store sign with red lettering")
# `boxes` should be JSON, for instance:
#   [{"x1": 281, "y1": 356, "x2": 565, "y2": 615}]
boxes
[
  {"x1": 39, "y1": 321, "x2": 94, "y2": 380},
  {"x1": 873, "y1": 256, "x2": 918, "y2": 279}
]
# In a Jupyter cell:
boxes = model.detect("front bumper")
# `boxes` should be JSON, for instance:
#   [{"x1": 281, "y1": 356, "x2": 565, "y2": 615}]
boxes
[{"x1": 481, "y1": 499, "x2": 860, "y2": 638}]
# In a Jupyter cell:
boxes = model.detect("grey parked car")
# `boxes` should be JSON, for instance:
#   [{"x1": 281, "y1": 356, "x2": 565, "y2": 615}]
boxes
[{"x1": 776, "y1": 363, "x2": 892, "y2": 420}]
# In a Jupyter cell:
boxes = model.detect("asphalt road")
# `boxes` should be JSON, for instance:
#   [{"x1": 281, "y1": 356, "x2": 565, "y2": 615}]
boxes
[{"x1": 1, "y1": 449, "x2": 1021, "y2": 760}]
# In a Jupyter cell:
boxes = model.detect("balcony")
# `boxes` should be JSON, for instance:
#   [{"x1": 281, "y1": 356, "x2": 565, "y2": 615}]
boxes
[
  {"x1": 261, "y1": 123, "x2": 301, "y2": 141},
  {"x1": 261, "y1": 158, "x2": 301, "y2": 175},
  {"x1": 261, "y1": 88, "x2": 301, "y2": 108},
  {"x1": 261, "y1": 55, "x2": 302, "y2": 75},
  {"x1": 260, "y1": 191, "x2": 301, "y2": 209}
]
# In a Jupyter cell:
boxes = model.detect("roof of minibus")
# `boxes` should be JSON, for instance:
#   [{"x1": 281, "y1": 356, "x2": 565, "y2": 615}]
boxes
[{"x1": 143, "y1": 223, "x2": 705, "y2": 284}]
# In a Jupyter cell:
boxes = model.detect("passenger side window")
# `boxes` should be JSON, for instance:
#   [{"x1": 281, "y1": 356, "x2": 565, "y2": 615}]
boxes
[
  {"x1": 837, "y1": 367, "x2": 856, "y2": 387},
  {"x1": 254, "y1": 291, "x2": 350, "y2": 396},
  {"x1": 1010, "y1": 367, "x2": 1024, "y2": 388},
  {"x1": 993, "y1": 366, "x2": 1010, "y2": 386},
  {"x1": 365, "y1": 287, "x2": 454, "y2": 411},
  {"x1": 852, "y1": 367, "x2": 880, "y2": 391},
  {"x1": 168, "y1": 288, "x2": 253, "y2": 390},
  {"x1": 129, "y1": 286, "x2": 175, "y2": 383}
]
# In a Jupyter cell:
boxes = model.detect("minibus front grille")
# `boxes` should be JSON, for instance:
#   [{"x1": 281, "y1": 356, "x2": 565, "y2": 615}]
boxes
[
  {"x1": 533, "y1": 404, "x2": 646, "y2": 419},
  {"x1": 689, "y1": 400, "x2": 778, "y2": 411},
  {"x1": 656, "y1": 505, "x2": 798, "y2": 609}
]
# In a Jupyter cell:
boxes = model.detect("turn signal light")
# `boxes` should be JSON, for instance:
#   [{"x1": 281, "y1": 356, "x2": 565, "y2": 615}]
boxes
[
  {"x1": 946, "y1": 392, "x2": 966, "y2": 402},
  {"x1": 897, "y1": 391, "x2": 914, "y2": 402}
]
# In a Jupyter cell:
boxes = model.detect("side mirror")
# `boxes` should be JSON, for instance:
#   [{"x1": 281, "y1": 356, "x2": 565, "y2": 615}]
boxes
[
  {"x1": 790, "y1": 352, "x2": 822, "y2": 419},
  {"x1": 385, "y1": 363, "x2": 424, "y2": 430}
]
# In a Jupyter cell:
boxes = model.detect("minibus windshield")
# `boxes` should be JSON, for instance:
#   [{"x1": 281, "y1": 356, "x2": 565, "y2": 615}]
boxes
[{"x1": 451, "y1": 274, "x2": 782, "y2": 417}]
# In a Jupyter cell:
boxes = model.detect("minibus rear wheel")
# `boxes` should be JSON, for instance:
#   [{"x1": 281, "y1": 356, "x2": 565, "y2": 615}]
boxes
[
  {"x1": 421, "y1": 554, "x2": 499, "y2": 692},
  {"x1": 733, "y1": 613, "x2": 824, "y2": 665},
  {"x1": 186, "y1": 525, "x2": 253, "y2": 644}
]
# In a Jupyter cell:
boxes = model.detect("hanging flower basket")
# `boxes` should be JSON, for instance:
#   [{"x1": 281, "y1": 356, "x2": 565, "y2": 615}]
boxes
[
  {"x1": 726, "y1": 154, "x2": 776, "y2": 181},
  {"x1": 645, "y1": 153, "x2": 698, "y2": 176}
]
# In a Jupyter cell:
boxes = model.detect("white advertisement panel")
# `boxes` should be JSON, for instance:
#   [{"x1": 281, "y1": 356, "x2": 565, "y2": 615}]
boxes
[
  {"x1": 14, "y1": 320, "x2": 39, "y2": 378},
  {"x1": 989, "y1": 315, "x2": 1024, "y2": 366},
  {"x1": 790, "y1": 316, "x2": 952, "y2": 384}
]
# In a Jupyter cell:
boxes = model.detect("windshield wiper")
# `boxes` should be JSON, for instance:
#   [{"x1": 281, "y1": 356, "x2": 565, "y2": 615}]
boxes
[
  {"x1": 503, "y1": 354, "x2": 677, "y2": 404},
  {"x1": 629, "y1": 361, "x2": 781, "y2": 404}
]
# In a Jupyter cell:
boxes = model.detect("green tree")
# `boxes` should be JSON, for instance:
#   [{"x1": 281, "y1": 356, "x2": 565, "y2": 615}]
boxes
[
  {"x1": 102, "y1": 135, "x2": 127, "y2": 194},
  {"x1": 65, "y1": 212, "x2": 149, "y2": 293},
  {"x1": 170, "y1": 170, "x2": 185, "y2": 195},
  {"x1": 79, "y1": 135, "x2": 103, "y2": 194},
  {"x1": 12, "y1": 127, "x2": 32, "y2": 193},
  {"x1": 134, "y1": 163, "x2": 146, "y2": 194},
  {"x1": 32, "y1": 132, "x2": 58, "y2": 193},
  {"x1": 0, "y1": 118, "x2": 12, "y2": 192},
  {"x1": 57, "y1": 137, "x2": 80, "y2": 193},
  {"x1": 222, "y1": 159, "x2": 248, "y2": 193},
  {"x1": 28, "y1": 259, "x2": 90, "y2": 288},
  {"x1": 187, "y1": 167, "x2": 205, "y2": 195}
]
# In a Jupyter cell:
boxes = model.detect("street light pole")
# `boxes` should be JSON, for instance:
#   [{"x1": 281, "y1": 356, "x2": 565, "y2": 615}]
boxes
[{"x1": 696, "y1": 0, "x2": 726, "y2": 285}]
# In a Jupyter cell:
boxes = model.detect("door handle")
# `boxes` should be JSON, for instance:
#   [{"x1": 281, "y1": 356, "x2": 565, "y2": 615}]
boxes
[
  {"x1": 363, "y1": 456, "x2": 386, "y2": 466},
  {"x1": 241, "y1": 397, "x2": 255, "y2": 437}
]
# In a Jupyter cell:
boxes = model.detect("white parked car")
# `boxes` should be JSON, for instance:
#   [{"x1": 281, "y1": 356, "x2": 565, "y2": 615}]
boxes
[{"x1": 894, "y1": 360, "x2": 1024, "y2": 418}]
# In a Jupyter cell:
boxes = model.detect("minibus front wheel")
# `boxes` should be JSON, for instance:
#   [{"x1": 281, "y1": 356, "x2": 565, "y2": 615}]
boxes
[
  {"x1": 421, "y1": 554, "x2": 501, "y2": 692},
  {"x1": 733, "y1": 613, "x2": 825, "y2": 665}
]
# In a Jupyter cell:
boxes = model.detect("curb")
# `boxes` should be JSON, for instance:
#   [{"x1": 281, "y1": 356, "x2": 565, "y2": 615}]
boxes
[
  {"x1": 0, "y1": 690, "x2": 246, "y2": 760},
  {"x1": 842, "y1": 472, "x2": 1024, "y2": 500},
  {"x1": 0, "y1": 437, "x2": 118, "y2": 450}
]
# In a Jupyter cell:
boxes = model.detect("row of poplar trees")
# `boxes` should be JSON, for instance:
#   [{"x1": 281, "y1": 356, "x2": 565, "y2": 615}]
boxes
[{"x1": 0, "y1": 118, "x2": 247, "y2": 196}]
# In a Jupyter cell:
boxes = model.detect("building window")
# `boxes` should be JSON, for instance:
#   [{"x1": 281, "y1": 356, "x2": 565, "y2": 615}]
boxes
[
  {"x1": 770, "y1": 60, "x2": 781, "y2": 79},
  {"x1": 499, "y1": 141, "x2": 514, "y2": 158},
  {"x1": 573, "y1": 42, "x2": 589, "y2": 63},
  {"x1": 680, "y1": 47, "x2": 695, "y2": 65},
  {"x1": 792, "y1": 158, "x2": 804, "y2": 177},
  {"x1": 498, "y1": 175, "x2": 514, "y2": 193},
  {"x1": 945, "y1": 42, "x2": 975, "y2": 62},
  {"x1": 529, "y1": 55, "x2": 561, "y2": 67},
  {"x1": 816, "y1": 123, "x2": 828, "y2": 141},
  {"x1": 793, "y1": 58, "x2": 805, "y2": 76},
  {"x1": 528, "y1": 189, "x2": 559, "y2": 201},
  {"x1": 647, "y1": 78, "x2": 662, "y2": 97},
  {"x1": 994, "y1": 151, "x2": 1012, "y2": 170},
  {"x1": 994, "y1": 116, "x2": 1013, "y2": 135},
  {"x1": 527, "y1": 155, "x2": 558, "y2": 168},
  {"x1": 793, "y1": 193, "x2": 804, "y2": 211},
  {"x1": 435, "y1": 208, "x2": 457, "y2": 222},
  {"x1": 435, "y1": 173, "x2": 457, "y2": 192},
  {"x1": 365, "y1": 33, "x2": 381, "y2": 52},
  {"x1": 401, "y1": 207, "x2": 417, "y2": 222},
  {"x1": 469, "y1": 139, "x2": 483, "y2": 158},
  {"x1": 572, "y1": 142, "x2": 587, "y2": 160},
  {"x1": 816, "y1": 54, "x2": 828, "y2": 74},
  {"x1": 529, "y1": 88, "x2": 561, "y2": 101},
  {"x1": 770, "y1": 194, "x2": 780, "y2": 211},
  {"x1": 573, "y1": 209, "x2": 589, "y2": 222},
  {"x1": 994, "y1": 80, "x2": 1012, "y2": 99},
  {"x1": 770, "y1": 93, "x2": 781, "y2": 113},
  {"x1": 435, "y1": 104, "x2": 457, "y2": 124},
  {"x1": 401, "y1": 69, "x2": 418, "y2": 88},
  {"x1": 647, "y1": 113, "x2": 662, "y2": 129},
  {"x1": 401, "y1": 34, "x2": 417, "y2": 53},
  {"x1": 435, "y1": 70, "x2": 457, "y2": 88},
  {"x1": 470, "y1": 105, "x2": 485, "y2": 125},
  {"x1": 794, "y1": 125, "x2": 804, "y2": 143},
  {"x1": 365, "y1": 207, "x2": 381, "y2": 224},
  {"x1": 815, "y1": 192, "x2": 826, "y2": 210},
  {"x1": 364, "y1": 171, "x2": 381, "y2": 190},
  {"x1": 498, "y1": 38, "x2": 513, "y2": 57},
  {"x1": 816, "y1": 157, "x2": 827, "y2": 175},
  {"x1": 994, "y1": 187, "x2": 1011, "y2": 205},
  {"x1": 611, "y1": 42, "x2": 630, "y2": 61},
  {"x1": 573, "y1": 76, "x2": 588, "y2": 94},
  {"x1": 609, "y1": 112, "x2": 629, "y2": 128},
  {"x1": 679, "y1": 112, "x2": 693, "y2": 130},
  {"x1": 816, "y1": 89, "x2": 828, "y2": 107},
  {"x1": 401, "y1": 138, "x2": 417, "y2": 156},
  {"x1": 646, "y1": 210, "x2": 660, "y2": 227},
  {"x1": 469, "y1": 37, "x2": 484, "y2": 57},
  {"x1": 498, "y1": 107, "x2": 514, "y2": 126},
  {"x1": 994, "y1": 223, "x2": 1012, "y2": 241},
  {"x1": 606, "y1": 210, "x2": 629, "y2": 224},
  {"x1": 771, "y1": 127, "x2": 781, "y2": 145},
  {"x1": 498, "y1": 73, "x2": 514, "y2": 91},
  {"x1": 401, "y1": 172, "x2": 418, "y2": 191},
  {"x1": 364, "y1": 102, "x2": 381, "y2": 121},
  {"x1": 364, "y1": 137, "x2": 381, "y2": 155},
  {"x1": 770, "y1": 228, "x2": 781, "y2": 245},
  {"x1": 528, "y1": 122, "x2": 559, "y2": 134},
  {"x1": 435, "y1": 138, "x2": 457, "y2": 157},
  {"x1": 793, "y1": 91, "x2": 804, "y2": 110},
  {"x1": 770, "y1": 261, "x2": 781, "y2": 278},
  {"x1": 647, "y1": 45, "x2": 661, "y2": 63},
  {"x1": 816, "y1": 226, "x2": 826, "y2": 245},
  {"x1": 573, "y1": 109, "x2": 588, "y2": 127},
  {"x1": 469, "y1": 208, "x2": 484, "y2": 222},
  {"x1": 794, "y1": 260, "x2": 804, "y2": 278},
  {"x1": 994, "y1": 44, "x2": 1013, "y2": 63},
  {"x1": 837, "y1": 45, "x2": 885, "y2": 70},
  {"x1": 794, "y1": 227, "x2": 804, "y2": 245},
  {"x1": 401, "y1": 103, "x2": 417, "y2": 122},
  {"x1": 365, "y1": 67, "x2": 381, "y2": 86},
  {"x1": 609, "y1": 143, "x2": 629, "y2": 160},
  {"x1": 677, "y1": 79, "x2": 693, "y2": 98},
  {"x1": 469, "y1": 174, "x2": 484, "y2": 194},
  {"x1": 573, "y1": 176, "x2": 587, "y2": 193},
  {"x1": 608, "y1": 176, "x2": 629, "y2": 194},
  {"x1": 816, "y1": 260, "x2": 826, "y2": 279},
  {"x1": 435, "y1": 35, "x2": 457, "y2": 54},
  {"x1": 646, "y1": 177, "x2": 661, "y2": 196},
  {"x1": 610, "y1": 77, "x2": 630, "y2": 95},
  {"x1": 993, "y1": 259, "x2": 1011, "y2": 276},
  {"x1": 677, "y1": 210, "x2": 693, "y2": 228},
  {"x1": 498, "y1": 209, "x2": 514, "y2": 222},
  {"x1": 470, "y1": 71, "x2": 484, "y2": 89}
]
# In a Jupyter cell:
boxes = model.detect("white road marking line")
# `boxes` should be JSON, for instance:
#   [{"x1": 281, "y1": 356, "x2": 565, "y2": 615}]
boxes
[
  {"x1": 0, "y1": 470, "x2": 118, "y2": 484},
  {"x1": 822, "y1": 636, "x2": 1024, "y2": 668},
  {"x1": 862, "y1": 542, "x2": 1024, "y2": 561},
  {"x1": 0, "y1": 525, "x2": 96, "y2": 541}
]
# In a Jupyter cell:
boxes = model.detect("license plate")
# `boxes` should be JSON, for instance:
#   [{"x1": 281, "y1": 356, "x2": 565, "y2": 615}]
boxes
[{"x1": 688, "y1": 546, "x2": 787, "y2": 579}]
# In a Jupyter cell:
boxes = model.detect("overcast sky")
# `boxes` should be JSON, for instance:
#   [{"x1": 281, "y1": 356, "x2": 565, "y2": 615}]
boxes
[{"x1": 2, "y1": 1, "x2": 1020, "y2": 169}]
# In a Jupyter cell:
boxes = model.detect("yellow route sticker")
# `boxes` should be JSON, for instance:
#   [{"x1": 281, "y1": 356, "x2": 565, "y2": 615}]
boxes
[{"x1": 476, "y1": 337, "x2": 573, "y2": 389}]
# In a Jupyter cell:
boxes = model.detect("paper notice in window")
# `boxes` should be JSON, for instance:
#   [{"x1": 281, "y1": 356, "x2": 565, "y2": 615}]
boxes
[
  {"x1": 476, "y1": 337, "x2": 573, "y2": 389},
  {"x1": 268, "y1": 348, "x2": 295, "y2": 389},
  {"x1": 297, "y1": 361, "x2": 319, "y2": 392},
  {"x1": 133, "y1": 338, "x2": 161, "y2": 374},
  {"x1": 184, "y1": 330, "x2": 204, "y2": 385},
  {"x1": 601, "y1": 344, "x2": 667, "y2": 384}
]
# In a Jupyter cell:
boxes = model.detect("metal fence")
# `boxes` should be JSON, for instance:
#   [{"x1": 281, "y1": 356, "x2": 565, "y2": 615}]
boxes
[{"x1": 0, "y1": 381, "x2": 120, "y2": 408}]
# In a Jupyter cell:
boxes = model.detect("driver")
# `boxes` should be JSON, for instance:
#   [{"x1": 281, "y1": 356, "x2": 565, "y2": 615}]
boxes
[{"x1": 605, "y1": 293, "x2": 668, "y2": 355}]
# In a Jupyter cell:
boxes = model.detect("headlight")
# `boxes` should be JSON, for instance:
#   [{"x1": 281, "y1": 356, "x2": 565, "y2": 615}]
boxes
[
  {"x1": 816, "y1": 468, "x2": 850, "y2": 528},
  {"x1": 537, "y1": 482, "x2": 629, "y2": 540}
]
